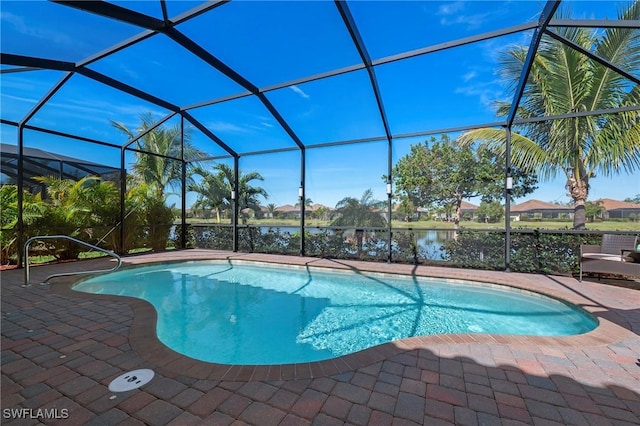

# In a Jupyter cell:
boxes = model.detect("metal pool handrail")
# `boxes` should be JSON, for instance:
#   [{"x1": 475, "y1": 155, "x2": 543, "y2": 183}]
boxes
[{"x1": 24, "y1": 235, "x2": 122, "y2": 286}]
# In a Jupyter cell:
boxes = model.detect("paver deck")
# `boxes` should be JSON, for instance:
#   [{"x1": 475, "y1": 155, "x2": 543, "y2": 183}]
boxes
[{"x1": 2, "y1": 249, "x2": 639, "y2": 425}]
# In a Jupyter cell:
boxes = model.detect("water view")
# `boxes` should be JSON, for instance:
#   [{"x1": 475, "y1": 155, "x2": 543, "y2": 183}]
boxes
[{"x1": 256, "y1": 226, "x2": 455, "y2": 260}]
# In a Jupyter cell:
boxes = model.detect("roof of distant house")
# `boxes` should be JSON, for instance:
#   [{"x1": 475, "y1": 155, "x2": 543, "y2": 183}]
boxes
[
  {"x1": 275, "y1": 204, "x2": 297, "y2": 212},
  {"x1": 511, "y1": 199, "x2": 573, "y2": 212},
  {"x1": 310, "y1": 203, "x2": 332, "y2": 211},
  {"x1": 460, "y1": 201, "x2": 478, "y2": 210},
  {"x1": 273, "y1": 203, "x2": 332, "y2": 211},
  {"x1": 413, "y1": 201, "x2": 477, "y2": 213},
  {"x1": 596, "y1": 198, "x2": 640, "y2": 211}
]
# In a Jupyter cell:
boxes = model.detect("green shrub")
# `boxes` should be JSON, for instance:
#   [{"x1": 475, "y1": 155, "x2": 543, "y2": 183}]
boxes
[
  {"x1": 144, "y1": 197, "x2": 174, "y2": 251},
  {"x1": 172, "y1": 224, "x2": 195, "y2": 249},
  {"x1": 193, "y1": 225, "x2": 233, "y2": 250},
  {"x1": 442, "y1": 230, "x2": 603, "y2": 274}
]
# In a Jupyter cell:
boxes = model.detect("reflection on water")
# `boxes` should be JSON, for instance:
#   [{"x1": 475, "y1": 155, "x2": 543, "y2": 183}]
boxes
[
  {"x1": 258, "y1": 226, "x2": 454, "y2": 260},
  {"x1": 413, "y1": 229, "x2": 454, "y2": 260}
]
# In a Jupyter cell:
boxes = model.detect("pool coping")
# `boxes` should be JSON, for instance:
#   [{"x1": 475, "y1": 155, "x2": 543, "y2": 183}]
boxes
[{"x1": 49, "y1": 250, "x2": 638, "y2": 382}]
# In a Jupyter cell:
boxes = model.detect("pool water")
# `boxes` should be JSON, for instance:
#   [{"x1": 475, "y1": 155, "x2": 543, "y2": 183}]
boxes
[{"x1": 74, "y1": 261, "x2": 597, "y2": 364}]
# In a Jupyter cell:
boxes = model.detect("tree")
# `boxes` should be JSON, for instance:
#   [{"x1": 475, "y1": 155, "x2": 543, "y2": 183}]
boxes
[
  {"x1": 624, "y1": 194, "x2": 640, "y2": 203},
  {"x1": 460, "y1": 3, "x2": 640, "y2": 229},
  {"x1": 331, "y1": 189, "x2": 387, "y2": 253},
  {"x1": 331, "y1": 189, "x2": 387, "y2": 227},
  {"x1": 393, "y1": 134, "x2": 536, "y2": 229},
  {"x1": 130, "y1": 183, "x2": 175, "y2": 251},
  {"x1": 265, "y1": 203, "x2": 277, "y2": 219},
  {"x1": 585, "y1": 200, "x2": 606, "y2": 222},
  {"x1": 190, "y1": 164, "x2": 268, "y2": 224},
  {"x1": 0, "y1": 185, "x2": 46, "y2": 264},
  {"x1": 295, "y1": 197, "x2": 313, "y2": 209},
  {"x1": 112, "y1": 112, "x2": 206, "y2": 197},
  {"x1": 188, "y1": 166, "x2": 228, "y2": 222},
  {"x1": 475, "y1": 201, "x2": 504, "y2": 223},
  {"x1": 311, "y1": 206, "x2": 330, "y2": 221},
  {"x1": 396, "y1": 197, "x2": 416, "y2": 222},
  {"x1": 30, "y1": 176, "x2": 121, "y2": 259}
]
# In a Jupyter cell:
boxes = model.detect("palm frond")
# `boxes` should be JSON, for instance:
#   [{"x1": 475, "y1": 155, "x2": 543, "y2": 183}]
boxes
[{"x1": 459, "y1": 128, "x2": 559, "y2": 180}]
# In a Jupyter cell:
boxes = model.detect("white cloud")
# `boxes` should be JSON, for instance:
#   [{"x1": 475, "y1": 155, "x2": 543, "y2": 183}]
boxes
[
  {"x1": 437, "y1": 2, "x2": 465, "y2": 16},
  {"x1": 454, "y1": 80, "x2": 501, "y2": 108},
  {"x1": 208, "y1": 121, "x2": 251, "y2": 134},
  {"x1": 439, "y1": 12, "x2": 491, "y2": 29},
  {"x1": 1, "y1": 11, "x2": 74, "y2": 46},
  {"x1": 435, "y1": 2, "x2": 503, "y2": 30},
  {"x1": 119, "y1": 63, "x2": 140, "y2": 80},
  {"x1": 1, "y1": 93, "x2": 39, "y2": 104},
  {"x1": 289, "y1": 85, "x2": 310, "y2": 99},
  {"x1": 38, "y1": 99, "x2": 153, "y2": 132},
  {"x1": 462, "y1": 71, "x2": 477, "y2": 82}
]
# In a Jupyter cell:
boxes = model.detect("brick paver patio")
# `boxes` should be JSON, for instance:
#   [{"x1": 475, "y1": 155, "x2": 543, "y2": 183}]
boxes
[{"x1": 2, "y1": 250, "x2": 639, "y2": 425}]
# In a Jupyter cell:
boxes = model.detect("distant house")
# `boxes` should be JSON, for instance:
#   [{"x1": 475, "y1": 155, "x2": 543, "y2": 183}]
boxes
[
  {"x1": 510, "y1": 199, "x2": 573, "y2": 221},
  {"x1": 460, "y1": 201, "x2": 479, "y2": 220},
  {"x1": 597, "y1": 198, "x2": 640, "y2": 219},
  {"x1": 426, "y1": 201, "x2": 478, "y2": 221},
  {"x1": 275, "y1": 204, "x2": 299, "y2": 218},
  {"x1": 268, "y1": 204, "x2": 333, "y2": 220}
]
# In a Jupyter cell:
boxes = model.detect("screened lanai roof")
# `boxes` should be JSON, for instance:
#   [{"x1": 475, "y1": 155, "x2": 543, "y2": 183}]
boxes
[
  {"x1": 1, "y1": 0, "x2": 639, "y2": 161},
  {"x1": 0, "y1": 143, "x2": 120, "y2": 189}
]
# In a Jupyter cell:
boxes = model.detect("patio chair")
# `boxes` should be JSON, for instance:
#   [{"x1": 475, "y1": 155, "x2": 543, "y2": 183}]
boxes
[{"x1": 579, "y1": 234, "x2": 640, "y2": 281}]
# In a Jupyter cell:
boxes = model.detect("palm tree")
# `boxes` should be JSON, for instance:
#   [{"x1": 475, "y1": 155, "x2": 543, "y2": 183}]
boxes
[
  {"x1": 295, "y1": 197, "x2": 314, "y2": 219},
  {"x1": 265, "y1": 203, "x2": 277, "y2": 219},
  {"x1": 190, "y1": 164, "x2": 268, "y2": 223},
  {"x1": 295, "y1": 197, "x2": 313, "y2": 208},
  {"x1": 112, "y1": 112, "x2": 206, "y2": 197},
  {"x1": 331, "y1": 189, "x2": 387, "y2": 227},
  {"x1": 31, "y1": 175, "x2": 120, "y2": 258},
  {"x1": 217, "y1": 164, "x2": 269, "y2": 223},
  {"x1": 460, "y1": 3, "x2": 640, "y2": 229},
  {"x1": 0, "y1": 185, "x2": 46, "y2": 264},
  {"x1": 331, "y1": 189, "x2": 387, "y2": 253},
  {"x1": 188, "y1": 166, "x2": 228, "y2": 222}
]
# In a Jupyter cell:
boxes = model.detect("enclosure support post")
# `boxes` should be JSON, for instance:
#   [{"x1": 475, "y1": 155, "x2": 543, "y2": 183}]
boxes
[
  {"x1": 119, "y1": 148, "x2": 127, "y2": 255},
  {"x1": 16, "y1": 125, "x2": 25, "y2": 268},
  {"x1": 387, "y1": 139, "x2": 393, "y2": 263},
  {"x1": 300, "y1": 148, "x2": 306, "y2": 257},
  {"x1": 180, "y1": 115, "x2": 187, "y2": 250},
  {"x1": 232, "y1": 156, "x2": 239, "y2": 252},
  {"x1": 15, "y1": 72, "x2": 73, "y2": 268},
  {"x1": 505, "y1": 127, "x2": 512, "y2": 272}
]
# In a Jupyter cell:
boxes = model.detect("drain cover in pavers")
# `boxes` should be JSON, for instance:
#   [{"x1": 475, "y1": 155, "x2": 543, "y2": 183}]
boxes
[{"x1": 108, "y1": 369, "x2": 154, "y2": 392}]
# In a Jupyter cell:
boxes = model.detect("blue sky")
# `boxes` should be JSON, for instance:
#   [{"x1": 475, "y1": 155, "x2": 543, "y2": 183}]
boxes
[{"x1": 1, "y1": 0, "x2": 638, "y2": 209}]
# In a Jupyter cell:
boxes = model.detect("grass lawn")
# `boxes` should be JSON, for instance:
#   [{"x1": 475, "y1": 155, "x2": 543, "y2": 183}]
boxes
[
  {"x1": 186, "y1": 217, "x2": 640, "y2": 231},
  {"x1": 26, "y1": 247, "x2": 160, "y2": 266},
  {"x1": 26, "y1": 250, "x2": 110, "y2": 265}
]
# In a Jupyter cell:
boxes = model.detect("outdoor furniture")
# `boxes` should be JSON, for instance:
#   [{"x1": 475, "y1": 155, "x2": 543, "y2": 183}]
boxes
[{"x1": 579, "y1": 234, "x2": 640, "y2": 281}]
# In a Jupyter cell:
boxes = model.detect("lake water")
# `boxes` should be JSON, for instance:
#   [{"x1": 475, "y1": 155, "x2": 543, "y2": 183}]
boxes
[{"x1": 258, "y1": 226, "x2": 453, "y2": 260}]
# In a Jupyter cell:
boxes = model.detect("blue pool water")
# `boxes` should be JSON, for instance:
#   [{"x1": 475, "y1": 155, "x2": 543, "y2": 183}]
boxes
[{"x1": 74, "y1": 261, "x2": 597, "y2": 365}]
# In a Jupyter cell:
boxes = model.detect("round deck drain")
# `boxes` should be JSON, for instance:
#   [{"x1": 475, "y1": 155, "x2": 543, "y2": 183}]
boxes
[{"x1": 108, "y1": 369, "x2": 154, "y2": 392}]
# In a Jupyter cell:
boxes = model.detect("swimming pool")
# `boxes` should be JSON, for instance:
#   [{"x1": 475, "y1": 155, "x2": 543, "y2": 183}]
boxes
[{"x1": 74, "y1": 261, "x2": 597, "y2": 365}]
